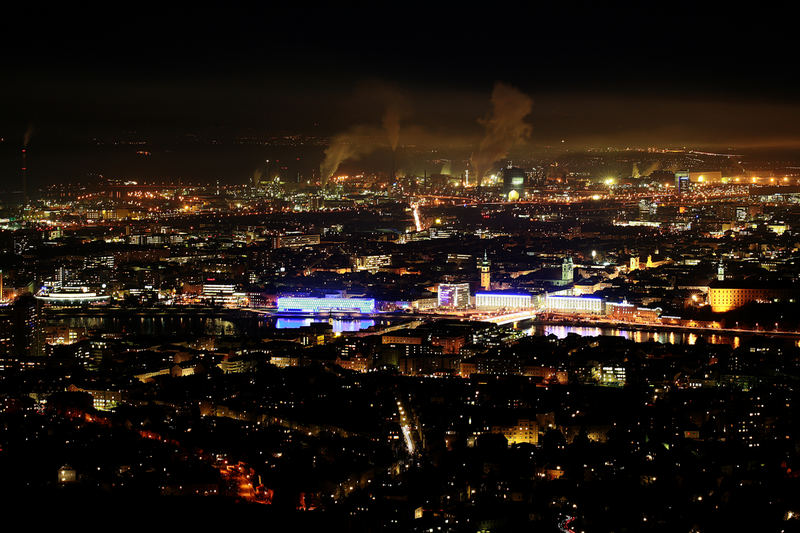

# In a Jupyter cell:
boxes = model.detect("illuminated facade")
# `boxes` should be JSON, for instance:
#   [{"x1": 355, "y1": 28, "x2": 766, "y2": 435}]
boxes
[
  {"x1": 501, "y1": 166, "x2": 527, "y2": 201},
  {"x1": 708, "y1": 283, "x2": 796, "y2": 313},
  {"x1": 492, "y1": 418, "x2": 539, "y2": 445},
  {"x1": 352, "y1": 254, "x2": 392, "y2": 273},
  {"x1": 35, "y1": 287, "x2": 110, "y2": 305},
  {"x1": 475, "y1": 292, "x2": 531, "y2": 310},
  {"x1": 274, "y1": 233, "x2": 321, "y2": 249},
  {"x1": 675, "y1": 171, "x2": 690, "y2": 193},
  {"x1": 438, "y1": 283, "x2": 471, "y2": 309},
  {"x1": 545, "y1": 295, "x2": 604, "y2": 314},
  {"x1": 277, "y1": 296, "x2": 375, "y2": 313},
  {"x1": 202, "y1": 283, "x2": 245, "y2": 307},
  {"x1": 479, "y1": 251, "x2": 491, "y2": 291}
]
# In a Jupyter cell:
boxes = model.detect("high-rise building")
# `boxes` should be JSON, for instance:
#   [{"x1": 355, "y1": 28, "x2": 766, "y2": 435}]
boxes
[
  {"x1": 502, "y1": 166, "x2": 527, "y2": 201},
  {"x1": 675, "y1": 171, "x2": 690, "y2": 194}
]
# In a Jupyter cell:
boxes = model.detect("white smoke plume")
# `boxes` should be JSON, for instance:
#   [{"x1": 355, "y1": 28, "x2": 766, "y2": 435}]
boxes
[
  {"x1": 23, "y1": 124, "x2": 34, "y2": 147},
  {"x1": 319, "y1": 125, "x2": 386, "y2": 185},
  {"x1": 470, "y1": 83, "x2": 533, "y2": 185}
]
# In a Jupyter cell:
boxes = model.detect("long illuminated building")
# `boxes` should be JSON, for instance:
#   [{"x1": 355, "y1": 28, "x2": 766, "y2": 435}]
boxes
[
  {"x1": 475, "y1": 292, "x2": 532, "y2": 310},
  {"x1": 277, "y1": 296, "x2": 375, "y2": 314},
  {"x1": 35, "y1": 288, "x2": 110, "y2": 305},
  {"x1": 545, "y1": 295, "x2": 604, "y2": 314}
]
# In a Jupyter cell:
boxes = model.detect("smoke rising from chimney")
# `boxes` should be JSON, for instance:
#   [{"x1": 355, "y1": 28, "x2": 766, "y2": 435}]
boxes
[
  {"x1": 319, "y1": 125, "x2": 386, "y2": 186},
  {"x1": 23, "y1": 124, "x2": 34, "y2": 147},
  {"x1": 470, "y1": 83, "x2": 532, "y2": 185},
  {"x1": 382, "y1": 102, "x2": 402, "y2": 152},
  {"x1": 252, "y1": 168, "x2": 263, "y2": 187}
]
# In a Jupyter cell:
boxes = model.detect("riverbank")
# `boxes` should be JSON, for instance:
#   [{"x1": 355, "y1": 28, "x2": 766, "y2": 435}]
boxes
[{"x1": 527, "y1": 317, "x2": 800, "y2": 339}]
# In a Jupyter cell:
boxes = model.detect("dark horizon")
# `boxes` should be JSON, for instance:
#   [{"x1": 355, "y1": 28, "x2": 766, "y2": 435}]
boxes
[{"x1": 3, "y1": 3, "x2": 800, "y2": 186}]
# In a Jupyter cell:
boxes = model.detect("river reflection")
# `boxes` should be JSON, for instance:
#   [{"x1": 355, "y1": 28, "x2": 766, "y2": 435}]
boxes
[
  {"x1": 48, "y1": 314, "x2": 379, "y2": 339},
  {"x1": 275, "y1": 317, "x2": 375, "y2": 333},
  {"x1": 526, "y1": 324, "x2": 742, "y2": 346}
]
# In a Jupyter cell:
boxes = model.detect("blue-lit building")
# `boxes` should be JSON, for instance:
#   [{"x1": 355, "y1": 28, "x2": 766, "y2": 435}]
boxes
[{"x1": 277, "y1": 295, "x2": 375, "y2": 314}]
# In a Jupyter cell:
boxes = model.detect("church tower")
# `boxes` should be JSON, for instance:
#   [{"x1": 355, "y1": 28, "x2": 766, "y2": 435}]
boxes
[
  {"x1": 480, "y1": 250, "x2": 491, "y2": 291},
  {"x1": 561, "y1": 257, "x2": 574, "y2": 283}
]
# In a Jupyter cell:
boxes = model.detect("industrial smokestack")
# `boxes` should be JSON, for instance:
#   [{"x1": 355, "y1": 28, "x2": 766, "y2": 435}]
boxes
[
  {"x1": 21, "y1": 125, "x2": 33, "y2": 205},
  {"x1": 21, "y1": 148, "x2": 28, "y2": 205}
]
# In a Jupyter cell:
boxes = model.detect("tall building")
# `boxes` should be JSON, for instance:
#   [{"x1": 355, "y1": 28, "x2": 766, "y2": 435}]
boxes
[
  {"x1": 438, "y1": 283, "x2": 471, "y2": 309},
  {"x1": 501, "y1": 166, "x2": 527, "y2": 201},
  {"x1": 479, "y1": 251, "x2": 491, "y2": 291},
  {"x1": 675, "y1": 171, "x2": 690, "y2": 194}
]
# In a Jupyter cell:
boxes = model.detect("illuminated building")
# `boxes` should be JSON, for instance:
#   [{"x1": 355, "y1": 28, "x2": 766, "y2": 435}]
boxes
[
  {"x1": 675, "y1": 171, "x2": 690, "y2": 194},
  {"x1": 43, "y1": 326, "x2": 82, "y2": 345},
  {"x1": 479, "y1": 251, "x2": 491, "y2": 291},
  {"x1": 475, "y1": 292, "x2": 532, "y2": 310},
  {"x1": 335, "y1": 355, "x2": 371, "y2": 372},
  {"x1": 202, "y1": 283, "x2": 243, "y2": 307},
  {"x1": 352, "y1": 254, "x2": 392, "y2": 273},
  {"x1": 501, "y1": 166, "x2": 527, "y2": 201},
  {"x1": 247, "y1": 291, "x2": 277, "y2": 308},
  {"x1": 58, "y1": 465, "x2": 77, "y2": 484},
  {"x1": 768, "y1": 223, "x2": 788, "y2": 235},
  {"x1": 277, "y1": 296, "x2": 375, "y2": 313},
  {"x1": 437, "y1": 283, "x2": 471, "y2": 309},
  {"x1": 545, "y1": 295, "x2": 604, "y2": 314},
  {"x1": 34, "y1": 287, "x2": 110, "y2": 305},
  {"x1": 218, "y1": 355, "x2": 258, "y2": 374},
  {"x1": 596, "y1": 365, "x2": 626, "y2": 386},
  {"x1": 561, "y1": 257, "x2": 574, "y2": 283},
  {"x1": 67, "y1": 384, "x2": 121, "y2": 411},
  {"x1": 270, "y1": 355, "x2": 299, "y2": 368},
  {"x1": 273, "y1": 233, "x2": 321, "y2": 249},
  {"x1": 572, "y1": 278, "x2": 610, "y2": 296},
  {"x1": 708, "y1": 281, "x2": 797, "y2": 312},
  {"x1": 492, "y1": 418, "x2": 539, "y2": 445},
  {"x1": 431, "y1": 333, "x2": 467, "y2": 354},
  {"x1": 606, "y1": 300, "x2": 636, "y2": 319}
]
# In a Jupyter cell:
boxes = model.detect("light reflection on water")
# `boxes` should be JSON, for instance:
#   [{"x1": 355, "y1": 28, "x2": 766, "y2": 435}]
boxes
[
  {"x1": 52, "y1": 315, "x2": 377, "y2": 337},
  {"x1": 529, "y1": 324, "x2": 742, "y2": 346},
  {"x1": 275, "y1": 318, "x2": 375, "y2": 333}
]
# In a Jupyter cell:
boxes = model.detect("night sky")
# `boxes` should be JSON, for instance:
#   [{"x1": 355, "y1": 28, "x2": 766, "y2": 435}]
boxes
[{"x1": 2, "y1": 3, "x2": 800, "y2": 185}]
